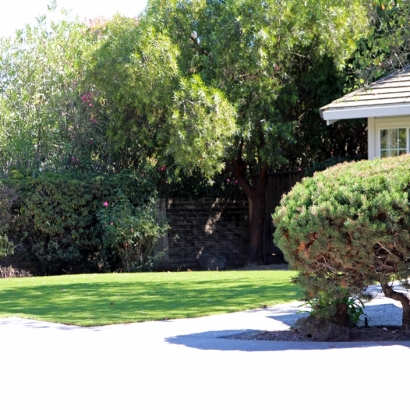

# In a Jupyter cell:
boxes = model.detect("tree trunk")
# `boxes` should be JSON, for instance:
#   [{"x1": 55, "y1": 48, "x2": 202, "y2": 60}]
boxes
[
  {"x1": 381, "y1": 282, "x2": 410, "y2": 333},
  {"x1": 232, "y1": 159, "x2": 268, "y2": 265}
]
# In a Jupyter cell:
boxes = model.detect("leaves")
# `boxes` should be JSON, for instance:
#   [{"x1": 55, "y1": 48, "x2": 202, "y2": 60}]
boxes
[
  {"x1": 353, "y1": 0, "x2": 410, "y2": 84},
  {"x1": 144, "y1": 0, "x2": 369, "y2": 172},
  {"x1": 273, "y1": 155, "x2": 410, "y2": 316},
  {"x1": 3, "y1": 169, "x2": 165, "y2": 274}
]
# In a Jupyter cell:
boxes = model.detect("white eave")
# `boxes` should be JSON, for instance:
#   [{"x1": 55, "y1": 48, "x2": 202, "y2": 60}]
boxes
[
  {"x1": 321, "y1": 104, "x2": 410, "y2": 125},
  {"x1": 320, "y1": 66, "x2": 410, "y2": 125}
]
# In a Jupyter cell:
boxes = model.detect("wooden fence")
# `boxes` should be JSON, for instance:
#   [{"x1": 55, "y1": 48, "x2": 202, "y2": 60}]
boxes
[
  {"x1": 155, "y1": 197, "x2": 249, "y2": 270},
  {"x1": 263, "y1": 170, "x2": 305, "y2": 264},
  {"x1": 155, "y1": 171, "x2": 305, "y2": 269}
]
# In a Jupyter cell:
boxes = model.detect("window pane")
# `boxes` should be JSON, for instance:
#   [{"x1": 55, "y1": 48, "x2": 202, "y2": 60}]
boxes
[
  {"x1": 391, "y1": 129, "x2": 398, "y2": 149},
  {"x1": 381, "y1": 130, "x2": 388, "y2": 149},
  {"x1": 380, "y1": 128, "x2": 407, "y2": 157},
  {"x1": 399, "y1": 128, "x2": 407, "y2": 148}
]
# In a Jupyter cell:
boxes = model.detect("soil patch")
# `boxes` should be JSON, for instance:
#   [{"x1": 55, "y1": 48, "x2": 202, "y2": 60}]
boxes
[{"x1": 225, "y1": 326, "x2": 410, "y2": 342}]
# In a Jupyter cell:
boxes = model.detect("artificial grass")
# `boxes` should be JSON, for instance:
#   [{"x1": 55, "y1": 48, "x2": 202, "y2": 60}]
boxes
[{"x1": 0, "y1": 270, "x2": 301, "y2": 326}]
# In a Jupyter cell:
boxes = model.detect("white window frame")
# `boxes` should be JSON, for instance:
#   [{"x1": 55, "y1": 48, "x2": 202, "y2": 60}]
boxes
[
  {"x1": 380, "y1": 128, "x2": 407, "y2": 157},
  {"x1": 372, "y1": 117, "x2": 410, "y2": 159}
]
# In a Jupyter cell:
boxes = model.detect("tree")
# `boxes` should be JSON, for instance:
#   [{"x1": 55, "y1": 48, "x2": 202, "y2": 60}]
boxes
[
  {"x1": 0, "y1": 12, "x2": 171, "y2": 274},
  {"x1": 277, "y1": 53, "x2": 368, "y2": 170},
  {"x1": 0, "y1": 9, "x2": 113, "y2": 175},
  {"x1": 87, "y1": 15, "x2": 238, "y2": 177},
  {"x1": 273, "y1": 156, "x2": 410, "y2": 331},
  {"x1": 0, "y1": 2, "x2": 373, "y2": 264},
  {"x1": 350, "y1": 0, "x2": 410, "y2": 84},
  {"x1": 143, "y1": 0, "x2": 366, "y2": 263}
]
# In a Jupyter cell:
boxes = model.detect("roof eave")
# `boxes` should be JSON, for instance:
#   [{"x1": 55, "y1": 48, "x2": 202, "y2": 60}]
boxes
[{"x1": 320, "y1": 104, "x2": 410, "y2": 125}]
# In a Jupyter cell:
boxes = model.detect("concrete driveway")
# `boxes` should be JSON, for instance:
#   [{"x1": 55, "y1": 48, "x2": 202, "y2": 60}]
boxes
[{"x1": 1, "y1": 292, "x2": 409, "y2": 410}]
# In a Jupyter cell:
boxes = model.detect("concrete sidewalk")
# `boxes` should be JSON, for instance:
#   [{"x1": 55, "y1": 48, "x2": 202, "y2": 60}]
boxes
[{"x1": 1, "y1": 290, "x2": 409, "y2": 410}]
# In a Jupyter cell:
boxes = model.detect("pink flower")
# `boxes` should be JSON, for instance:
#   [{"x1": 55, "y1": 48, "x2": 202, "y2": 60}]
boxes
[
  {"x1": 103, "y1": 202, "x2": 109, "y2": 207},
  {"x1": 226, "y1": 178, "x2": 230, "y2": 183},
  {"x1": 110, "y1": 222, "x2": 114, "y2": 225}
]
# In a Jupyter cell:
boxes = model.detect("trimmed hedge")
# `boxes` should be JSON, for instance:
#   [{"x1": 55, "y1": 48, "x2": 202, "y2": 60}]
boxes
[
  {"x1": 273, "y1": 155, "x2": 410, "y2": 328},
  {"x1": 2, "y1": 170, "x2": 168, "y2": 274}
]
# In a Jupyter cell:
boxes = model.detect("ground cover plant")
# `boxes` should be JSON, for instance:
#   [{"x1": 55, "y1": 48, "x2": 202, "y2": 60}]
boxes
[
  {"x1": 0, "y1": 270, "x2": 300, "y2": 326},
  {"x1": 273, "y1": 155, "x2": 410, "y2": 331}
]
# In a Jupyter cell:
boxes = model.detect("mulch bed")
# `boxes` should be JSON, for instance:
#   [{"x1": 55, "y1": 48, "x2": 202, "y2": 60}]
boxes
[{"x1": 225, "y1": 326, "x2": 410, "y2": 342}]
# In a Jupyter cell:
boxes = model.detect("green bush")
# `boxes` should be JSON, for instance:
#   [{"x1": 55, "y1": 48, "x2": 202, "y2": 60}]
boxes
[
  {"x1": 3, "y1": 169, "x2": 168, "y2": 274},
  {"x1": 0, "y1": 183, "x2": 17, "y2": 257},
  {"x1": 96, "y1": 190, "x2": 168, "y2": 272},
  {"x1": 305, "y1": 155, "x2": 362, "y2": 177},
  {"x1": 273, "y1": 155, "x2": 410, "y2": 330}
]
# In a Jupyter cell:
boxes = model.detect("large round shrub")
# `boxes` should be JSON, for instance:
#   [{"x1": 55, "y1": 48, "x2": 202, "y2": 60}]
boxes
[{"x1": 273, "y1": 155, "x2": 410, "y2": 331}]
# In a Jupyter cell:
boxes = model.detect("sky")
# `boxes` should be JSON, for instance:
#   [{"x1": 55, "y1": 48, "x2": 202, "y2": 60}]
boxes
[{"x1": 0, "y1": 0, "x2": 148, "y2": 38}]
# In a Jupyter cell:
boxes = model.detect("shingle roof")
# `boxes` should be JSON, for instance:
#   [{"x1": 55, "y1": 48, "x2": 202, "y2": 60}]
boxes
[{"x1": 320, "y1": 66, "x2": 410, "y2": 124}]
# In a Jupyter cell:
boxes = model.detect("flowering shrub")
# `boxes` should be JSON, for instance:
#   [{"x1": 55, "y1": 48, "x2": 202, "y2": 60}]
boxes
[
  {"x1": 81, "y1": 92, "x2": 96, "y2": 107},
  {"x1": 3, "y1": 169, "x2": 167, "y2": 274},
  {"x1": 97, "y1": 191, "x2": 169, "y2": 271}
]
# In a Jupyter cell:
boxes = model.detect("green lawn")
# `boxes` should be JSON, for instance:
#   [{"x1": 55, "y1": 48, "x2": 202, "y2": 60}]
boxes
[{"x1": 0, "y1": 270, "x2": 301, "y2": 326}]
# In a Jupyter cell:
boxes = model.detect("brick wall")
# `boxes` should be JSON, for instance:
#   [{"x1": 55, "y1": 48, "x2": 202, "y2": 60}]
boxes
[{"x1": 155, "y1": 198, "x2": 249, "y2": 270}]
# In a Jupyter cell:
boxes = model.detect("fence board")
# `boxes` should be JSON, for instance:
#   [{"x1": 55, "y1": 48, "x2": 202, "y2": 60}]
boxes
[{"x1": 264, "y1": 171, "x2": 305, "y2": 264}]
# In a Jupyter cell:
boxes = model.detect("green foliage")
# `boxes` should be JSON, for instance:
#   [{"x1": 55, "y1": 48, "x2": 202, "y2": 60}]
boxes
[
  {"x1": 88, "y1": 14, "x2": 238, "y2": 177},
  {"x1": 299, "y1": 280, "x2": 366, "y2": 326},
  {"x1": 86, "y1": 15, "x2": 181, "y2": 172},
  {"x1": 0, "y1": 183, "x2": 17, "y2": 257},
  {"x1": 169, "y1": 76, "x2": 238, "y2": 177},
  {"x1": 97, "y1": 190, "x2": 169, "y2": 272},
  {"x1": 345, "y1": 296, "x2": 367, "y2": 326},
  {"x1": 3, "y1": 170, "x2": 167, "y2": 274},
  {"x1": 0, "y1": 10, "x2": 128, "y2": 177},
  {"x1": 351, "y1": 1, "x2": 410, "y2": 84},
  {"x1": 278, "y1": 54, "x2": 368, "y2": 169},
  {"x1": 0, "y1": 234, "x2": 13, "y2": 258},
  {"x1": 0, "y1": 2, "x2": 373, "y2": 265},
  {"x1": 144, "y1": 0, "x2": 368, "y2": 173},
  {"x1": 305, "y1": 155, "x2": 362, "y2": 177},
  {"x1": 156, "y1": 166, "x2": 246, "y2": 199},
  {"x1": 11, "y1": 174, "x2": 94, "y2": 272},
  {"x1": 273, "y1": 155, "x2": 410, "y2": 322},
  {"x1": 141, "y1": 0, "x2": 366, "y2": 263}
]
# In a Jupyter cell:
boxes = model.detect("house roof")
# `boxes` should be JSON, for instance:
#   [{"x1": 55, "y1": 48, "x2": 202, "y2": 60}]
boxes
[{"x1": 320, "y1": 66, "x2": 410, "y2": 124}]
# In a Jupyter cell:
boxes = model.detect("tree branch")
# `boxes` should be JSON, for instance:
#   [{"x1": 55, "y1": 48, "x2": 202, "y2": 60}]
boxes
[{"x1": 190, "y1": 34, "x2": 209, "y2": 56}]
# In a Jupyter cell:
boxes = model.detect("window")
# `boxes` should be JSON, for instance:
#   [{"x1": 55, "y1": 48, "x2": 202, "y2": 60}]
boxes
[{"x1": 380, "y1": 128, "x2": 407, "y2": 157}]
